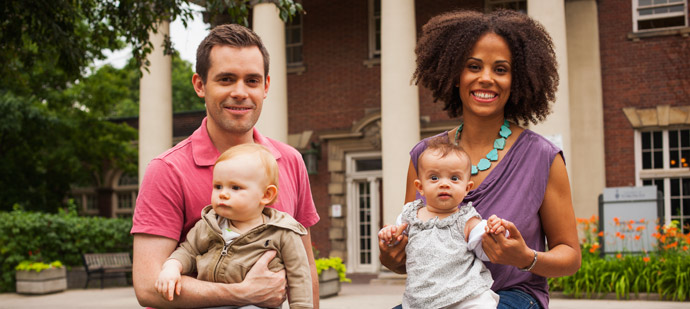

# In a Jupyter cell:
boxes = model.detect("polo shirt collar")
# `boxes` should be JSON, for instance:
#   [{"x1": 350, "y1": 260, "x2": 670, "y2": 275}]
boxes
[
  {"x1": 253, "y1": 127, "x2": 283, "y2": 161},
  {"x1": 192, "y1": 118, "x2": 283, "y2": 167},
  {"x1": 192, "y1": 117, "x2": 221, "y2": 167}
]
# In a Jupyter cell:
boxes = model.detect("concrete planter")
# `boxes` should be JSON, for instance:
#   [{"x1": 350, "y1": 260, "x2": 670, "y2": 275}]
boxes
[
  {"x1": 16, "y1": 267, "x2": 67, "y2": 295},
  {"x1": 318, "y1": 268, "x2": 341, "y2": 298}
]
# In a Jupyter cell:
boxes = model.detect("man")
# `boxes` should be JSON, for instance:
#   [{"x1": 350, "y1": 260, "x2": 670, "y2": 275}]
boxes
[{"x1": 131, "y1": 24, "x2": 320, "y2": 308}]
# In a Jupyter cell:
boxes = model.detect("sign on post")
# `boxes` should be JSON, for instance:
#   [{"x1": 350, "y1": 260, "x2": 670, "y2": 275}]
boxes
[{"x1": 598, "y1": 186, "x2": 663, "y2": 256}]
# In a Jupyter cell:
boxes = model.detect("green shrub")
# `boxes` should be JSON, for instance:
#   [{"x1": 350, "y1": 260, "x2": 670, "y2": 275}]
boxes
[
  {"x1": 315, "y1": 257, "x2": 351, "y2": 283},
  {"x1": 0, "y1": 208, "x2": 132, "y2": 292},
  {"x1": 15, "y1": 260, "x2": 64, "y2": 272}
]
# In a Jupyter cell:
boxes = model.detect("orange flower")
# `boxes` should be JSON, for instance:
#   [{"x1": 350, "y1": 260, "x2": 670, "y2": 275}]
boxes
[
  {"x1": 620, "y1": 234, "x2": 626, "y2": 240},
  {"x1": 589, "y1": 243, "x2": 600, "y2": 253},
  {"x1": 643, "y1": 256, "x2": 650, "y2": 263},
  {"x1": 614, "y1": 217, "x2": 620, "y2": 225},
  {"x1": 616, "y1": 232, "x2": 621, "y2": 237},
  {"x1": 664, "y1": 241, "x2": 678, "y2": 250},
  {"x1": 635, "y1": 235, "x2": 641, "y2": 240},
  {"x1": 598, "y1": 231, "x2": 604, "y2": 237},
  {"x1": 591, "y1": 227, "x2": 597, "y2": 233},
  {"x1": 683, "y1": 246, "x2": 688, "y2": 251},
  {"x1": 636, "y1": 226, "x2": 645, "y2": 232},
  {"x1": 629, "y1": 219, "x2": 635, "y2": 225},
  {"x1": 577, "y1": 218, "x2": 585, "y2": 224},
  {"x1": 627, "y1": 223, "x2": 633, "y2": 230},
  {"x1": 616, "y1": 253, "x2": 622, "y2": 259},
  {"x1": 639, "y1": 219, "x2": 646, "y2": 223},
  {"x1": 590, "y1": 215, "x2": 598, "y2": 223}
]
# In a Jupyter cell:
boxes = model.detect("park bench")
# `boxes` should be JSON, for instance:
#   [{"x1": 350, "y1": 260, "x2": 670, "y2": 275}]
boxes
[{"x1": 82, "y1": 252, "x2": 132, "y2": 289}]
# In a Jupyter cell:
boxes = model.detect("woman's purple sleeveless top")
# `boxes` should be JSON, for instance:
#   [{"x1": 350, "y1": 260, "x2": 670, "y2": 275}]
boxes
[{"x1": 410, "y1": 129, "x2": 562, "y2": 309}]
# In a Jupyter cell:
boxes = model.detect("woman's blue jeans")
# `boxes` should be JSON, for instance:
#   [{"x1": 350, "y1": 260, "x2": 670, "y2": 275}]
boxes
[
  {"x1": 496, "y1": 289, "x2": 541, "y2": 309},
  {"x1": 391, "y1": 289, "x2": 541, "y2": 308}
]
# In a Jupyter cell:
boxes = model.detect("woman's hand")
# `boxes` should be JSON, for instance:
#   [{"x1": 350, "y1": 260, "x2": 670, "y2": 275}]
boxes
[
  {"x1": 378, "y1": 223, "x2": 409, "y2": 274},
  {"x1": 481, "y1": 218, "x2": 534, "y2": 269}
]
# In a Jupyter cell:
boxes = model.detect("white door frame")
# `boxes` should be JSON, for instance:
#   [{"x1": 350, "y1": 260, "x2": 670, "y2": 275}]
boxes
[{"x1": 345, "y1": 151, "x2": 382, "y2": 273}]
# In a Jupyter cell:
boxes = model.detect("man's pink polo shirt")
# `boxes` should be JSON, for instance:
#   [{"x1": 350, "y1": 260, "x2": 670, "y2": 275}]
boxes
[{"x1": 131, "y1": 117, "x2": 320, "y2": 242}]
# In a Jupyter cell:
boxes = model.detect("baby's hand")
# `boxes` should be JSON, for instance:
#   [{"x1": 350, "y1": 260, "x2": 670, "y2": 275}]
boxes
[
  {"x1": 378, "y1": 224, "x2": 405, "y2": 246},
  {"x1": 155, "y1": 264, "x2": 182, "y2": 301},
  {"x1": 487, "y1": 215, "x2": 510, "y2": 237}
]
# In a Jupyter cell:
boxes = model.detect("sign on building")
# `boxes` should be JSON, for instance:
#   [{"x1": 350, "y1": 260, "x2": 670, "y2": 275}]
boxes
[{"x1": 598, "y1": 186, "x2": 663, "y2": 255}]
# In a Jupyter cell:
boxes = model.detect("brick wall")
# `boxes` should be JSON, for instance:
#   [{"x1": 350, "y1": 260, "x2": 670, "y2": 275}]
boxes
[
  {"x1": 286, "y1": 0, "x2": 484, "y2": 256},
  {"x1": 598, "y1": 1, "x2": 690, "y2": 187},
  {"x1": 286, "y1": 0, "x2": 484, "y2": 134}
]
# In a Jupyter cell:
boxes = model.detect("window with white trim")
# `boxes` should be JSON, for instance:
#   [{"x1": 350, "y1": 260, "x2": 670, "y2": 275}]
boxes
[
  {"x1": 368, "y1": 0, "x2": 381, "y2": 59},
  {"x1": 114, "y1": 172, "x2": 138, "y2": 218},
  {"x1": 72, "y1": 191, "x2": 98, "y2": 216},
  {"x1": 486, "y1": 0, "x2": 527, "y2": 13},
  {"x1": 633, "y1": 0, "x2": 688, "y2": 32},
  {"x1": 285, "y1": 12, "x2": 303, "y2": 66},
  {"x1": 636, "y1": 128, "x2": 690, "y2": 233}
]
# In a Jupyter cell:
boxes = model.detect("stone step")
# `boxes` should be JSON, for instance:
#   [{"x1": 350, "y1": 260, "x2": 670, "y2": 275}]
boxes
[{"x1": 369, "y1": 272, "x2": 406, "y2": 285}]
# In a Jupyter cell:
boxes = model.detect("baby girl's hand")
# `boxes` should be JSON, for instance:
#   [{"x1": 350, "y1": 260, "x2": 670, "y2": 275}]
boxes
[
  {"x1": 494, "y1": 224, "x2": 507, "y2": 236},
  {"x1": 487, "y1": 215, "x2": 510, "y2": 237},
  {"x1": 378, "y1": 224, "x2": 405, "y2": 246}
]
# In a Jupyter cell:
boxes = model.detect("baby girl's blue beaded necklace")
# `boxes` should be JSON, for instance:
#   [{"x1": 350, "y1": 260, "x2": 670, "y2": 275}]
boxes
[{"x1": 454, "y1": 120, "x2": 512, "y2": 175}]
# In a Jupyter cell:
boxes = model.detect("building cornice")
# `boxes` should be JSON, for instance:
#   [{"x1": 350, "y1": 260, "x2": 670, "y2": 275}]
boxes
[{"x1": 622, "y1": 105, "x2": 690, "y2": 128}]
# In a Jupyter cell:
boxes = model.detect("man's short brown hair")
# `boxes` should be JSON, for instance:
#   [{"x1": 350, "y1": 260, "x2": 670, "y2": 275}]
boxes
[{"x1": 196, "y1": 23, "x2": 270, "y2": 83}]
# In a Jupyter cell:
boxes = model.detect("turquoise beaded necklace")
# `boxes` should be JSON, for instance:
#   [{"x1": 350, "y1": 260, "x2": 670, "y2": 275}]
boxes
[{"x1": 454, "y1": 120, "x2": 512, "y2": 175}]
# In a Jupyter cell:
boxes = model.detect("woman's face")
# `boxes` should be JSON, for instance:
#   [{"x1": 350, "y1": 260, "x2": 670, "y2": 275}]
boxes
[{"x1": 458, "y1": 32, "x2": 512, "y2": 119}]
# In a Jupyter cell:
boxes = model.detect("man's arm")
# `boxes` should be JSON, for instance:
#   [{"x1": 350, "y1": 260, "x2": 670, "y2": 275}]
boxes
[
  {"x1": 133, "y1": 233, "x2": 287, "y2": 308},
  {"x1": 300, "y1": 228, "x2": 319, "y2": 309}
]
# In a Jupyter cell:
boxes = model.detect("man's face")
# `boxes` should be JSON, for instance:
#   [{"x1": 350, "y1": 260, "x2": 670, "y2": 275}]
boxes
[{"x1": 193, "y1": 45, "x2": 270, "y2": 136}]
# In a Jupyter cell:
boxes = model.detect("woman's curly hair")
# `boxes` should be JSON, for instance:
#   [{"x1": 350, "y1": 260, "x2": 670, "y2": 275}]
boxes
[{"x1": 413, "y1": 9, "x2": 558, "y2": 125}]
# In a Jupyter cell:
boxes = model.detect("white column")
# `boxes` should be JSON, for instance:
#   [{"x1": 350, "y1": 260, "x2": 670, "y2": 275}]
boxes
[
  {"x1": 139, "y1": 21, "x2": 172, "y2": 185},
  {"x1": 527, "y1": 0, "x2": 572, "y2": 175},
  {"x1": 380, "y1": 0, "x2": 420, "y2": 226},
  {"x1": 252, "y1": 2, "x2": 288, "y2": 143},
  {"x1": 565, "y1": 0, "x2": 606, "y2": 218}
]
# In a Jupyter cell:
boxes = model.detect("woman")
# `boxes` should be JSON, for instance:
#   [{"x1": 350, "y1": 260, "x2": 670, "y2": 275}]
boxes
[{"x1": 379, "y1": 10, "x2": 581, "y2": 309}]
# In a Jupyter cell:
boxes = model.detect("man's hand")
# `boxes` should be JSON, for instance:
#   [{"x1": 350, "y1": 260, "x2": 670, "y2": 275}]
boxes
[{"x1": 239, "y1": 250, "x2": 287, "y2": 307}]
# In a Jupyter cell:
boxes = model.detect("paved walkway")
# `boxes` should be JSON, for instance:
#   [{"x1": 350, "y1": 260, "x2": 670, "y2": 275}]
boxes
[{"x1": 1, "y1": 283, "x2": 688, "y2": 308}]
